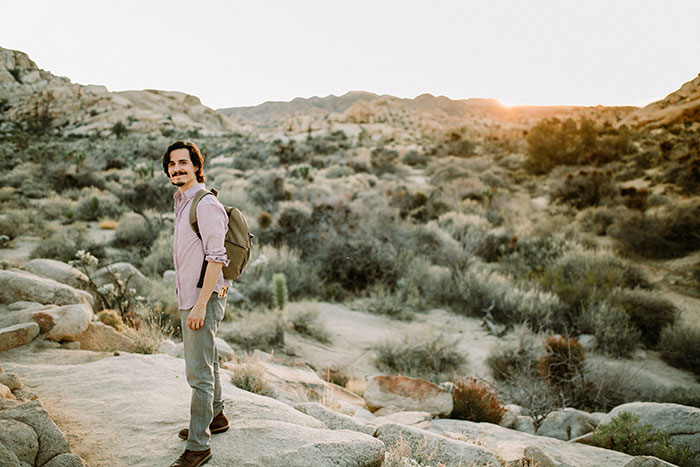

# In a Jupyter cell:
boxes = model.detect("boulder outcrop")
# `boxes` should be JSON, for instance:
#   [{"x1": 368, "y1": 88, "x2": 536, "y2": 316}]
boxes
[
  {"x1": 20, "y1": 259, "x2": 90, "y2": 292},
  {"x1": 364, "y1": 375, "x2": 453, "y2": 416},
  {"x1": 429, "y1": 419, "x2": 633, "y2": 466},
  {"x1": 31, "y1": 304, "x2": 93, "y2": 342},
  {"x1": 0, "y1": 270, "x2": 93, "y2": 307}
]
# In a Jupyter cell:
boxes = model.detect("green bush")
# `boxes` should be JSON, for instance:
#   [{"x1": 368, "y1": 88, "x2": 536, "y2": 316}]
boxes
[
  {"x1": 373, "y1": 329, "x2": 467, "y2": 382},
  {"x1": 361, "y1": 284, "x2": 416, "y2": 321},
  {"x1": 450, "y1": 377, "x2": 505, "y2": 423},
  {"x1": 538, "y1": 250, "x2": 650, "y2": 329},
  {"x1": 589, "y1": 412, "x2": 694, "y2": 466},
  {"x1": 401, "y1": 150, "x2": 429, "y2": 167},
  {"x1": 579, "y1": 302, "x2": 641, "y2": 358},
  {"x1": 526, "y1": 118, "x2": 635, "y2": 174},
  {"x1": 225, "y1": 310, "x2": 285, "y2": 352},
  {"x1": 610, "y1": 198, "x2": 700, "y2": 258},
  {"x1": 74, "y1": 189, "x2": 124, "y2": 221},
  {"x1": 113, "y1": 213, "x2": 159, "y2": 252},
  {"x1": 140, "y1": 231, "x2": 174, "y2": 277},
  {"x1": 610, "y1": 288, "x2": 678, "y2": 347},
  {"x1": 550, "y1": 169, "x2": 618, "y2": 209},
  {"x1": 287, "y1": 304, "x2": 330, "y2": 343},
  {"x1": 659, "y1": 323, "x2": 700, "y2": 377},
  {"x1": 31, "y1": 224, "x2": 105, "y2": 262}
]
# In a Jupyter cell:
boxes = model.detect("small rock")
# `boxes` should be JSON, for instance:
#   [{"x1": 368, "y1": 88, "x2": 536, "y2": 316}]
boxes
[
  {"x1": 523, "y1": 446, "x2": 557, "y2": 467},
  {"x1": 0, "y1": 322, "x2": 40, "y2": 351},
  {"x1": 536, "y1": 408, "x2": 596, "y2": 441},
  {"x1": 0, "y1": 374, "x2": 23, "y2": 391},
  {"x1": 157, "y1": 339, "x2": 178, "y2": 356},
  {"x1": 514, "y1": 415, "x2": 536, "y2": 434},
  {"x1": 11, "y1": 388, "x2": 38, "y2": 402},
  {"x1": 0, "y1": 383, "x2": 15, "y2": 400},
  {"x1": 61, "y1": 342, "x2": 81, "y2": 350},
  {"x1": 6, "y1": 301, "x2": 43, "y2": 311}
]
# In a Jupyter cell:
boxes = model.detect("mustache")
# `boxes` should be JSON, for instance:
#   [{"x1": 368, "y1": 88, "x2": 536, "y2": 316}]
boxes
[{"x1": 170, "y1": 171, "x2": 188, "y2": 177}]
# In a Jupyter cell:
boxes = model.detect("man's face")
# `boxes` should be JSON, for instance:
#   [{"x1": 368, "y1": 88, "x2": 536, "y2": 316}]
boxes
[{"x1": 167, "y1": 148, "x2": 198, "y2": 190}]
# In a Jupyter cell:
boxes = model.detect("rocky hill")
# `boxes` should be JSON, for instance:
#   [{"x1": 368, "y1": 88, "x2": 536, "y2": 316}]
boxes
[
  {"x1": 219, "y1": 90, "x2": 636, "y2": 139},
  {"x1": 0, "y1": 46, "x2": 241, "y2": 136},
  {"x1": 622, "y1": 73, "x2": 700, "y2": 129}
]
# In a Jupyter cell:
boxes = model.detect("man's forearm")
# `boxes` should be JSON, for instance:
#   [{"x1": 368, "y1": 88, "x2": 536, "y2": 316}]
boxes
[{"x1": 193, "y1": 261, "x2": 224, "y2": 310}]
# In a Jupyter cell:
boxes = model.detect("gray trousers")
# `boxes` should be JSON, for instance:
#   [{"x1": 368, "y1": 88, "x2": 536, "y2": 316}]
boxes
[{"x1": 180, "y1": 293, "x2": 227, "y2": 451}]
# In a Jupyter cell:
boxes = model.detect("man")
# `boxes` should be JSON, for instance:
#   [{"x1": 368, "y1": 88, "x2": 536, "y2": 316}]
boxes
[{"x1": 162, "y1": 140, "x2": 230, "y2": 467}]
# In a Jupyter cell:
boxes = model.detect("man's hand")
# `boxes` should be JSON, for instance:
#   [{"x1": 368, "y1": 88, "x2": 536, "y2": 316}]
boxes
[{"x1": 187, "y1": 304, "x2": 207, "y2": 330}]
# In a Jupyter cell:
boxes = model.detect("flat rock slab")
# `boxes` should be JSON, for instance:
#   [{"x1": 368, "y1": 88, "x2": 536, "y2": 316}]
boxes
[
  {"x1": 429, "y1": 419, "x2": 633, "y2": 467},
  {"x1": 4, "y1": 353, "x2": 384, "y2": 467},
  {"x1": 0, "y1": 322, "x2": 40, "y2": 352}
]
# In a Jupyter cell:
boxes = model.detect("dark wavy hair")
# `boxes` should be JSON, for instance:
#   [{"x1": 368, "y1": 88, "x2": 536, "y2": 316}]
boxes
[{"x1": 161, "y1": 140, "x2": 205, "y2": 183}]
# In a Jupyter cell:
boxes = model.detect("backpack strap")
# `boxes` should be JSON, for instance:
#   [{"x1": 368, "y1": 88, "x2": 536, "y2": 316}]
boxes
[
  {"x1": 188, "y1": 188, "x2": 218, "y2": 288},
  {"x1": 188, "y1": 189, "x2": 217, "y2": 239}
]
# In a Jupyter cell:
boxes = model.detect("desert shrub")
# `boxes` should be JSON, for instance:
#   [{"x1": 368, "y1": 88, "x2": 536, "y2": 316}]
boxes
[
  {"x1": 474, "y1": 228, "x2": 517, "y2": 262},
  {"x1": 444, "y1": 265, "x2": 562, "y2": 331},
  {"x1": 610, "y1": 198, "x2": 700, "y2": 258},
  {"x1": 578, "y1": 302, "x2": 641, "y2": 357},
  {"x1": 497, "y1": 375, "x2": 560, "y2": 425},
  {"x1": 74, "y1": 189, "x2": 124, "y2": 221},
  {"x1": 550, "y1": 169, "x2": 618, "y2": 209},
  {"x1": 229, "y1": 358, "x2": 274, "y2": 397},
  {"x1": 370, "y1": 147, "x2": 399, "y2": 175},
  {"x1": 237, "y1": 244, "x2": 323, "y2": 302},
  {"x1": 450, "y1": 377, "x2": 506, "y2": 424},
  {"x1": 659, "y1": 323, "x2": 700, "y2": 377},
  {"x1": 97, "y1": 310, "x2": 124, "y2": 331},
  {"x1": 47, "y1": 164, "x2": 105, "y2": 193},
  {"x1": 140, "y1": 231, "x2": 174, "y2": 277},
  {"x1": 609, "y1": 288, "x2": 678, "y2": 347},
  {"x1": 287, "y1": 304, "x2": 330, "y2": 343},
  {"x1": 127, "y1": 312, "x2": 173, "y2": 355},
  {"x1": 31, "y1": 224, "x2": 105, "y2": 263},
  {"x1": 0, "y1": 210, "x2": 35, "y2": 240},
  {"x1": 225, "y1": 310, "x2": 285, "y2": 352},
  {"x1": 589, "y1": 412, "x2": 694, "y2": 466},
  {"x1": 577, "y1": 206, "x2": 626, "y2": 236},
  {"x1": 373, "y1": 329, "x2": 467, "y2": 382},
  {"x1": 526, "y1": 118, "x2": 635, "y2": 174},
  {"x1": 316, "y1": 232, "x2": 398, "y2": 292},
  {"x1": 538, "y1": 250, "x2": 650, "y2": 329},
  {"x1": 112, "y1": 213, "x2": 160, "y2": 252},
  {"x1": 501, "y1": 233, "x2": 572, "y2": 278},
  {"x1": 38, "y1": 195, "x2": 75, "y2": 222},
  {"x1": 247, "y1": 171, "x2": 289, "y2": 211},
  {"x1": 323, "y1": 164, "x2": 354, "y2": 178},
  {"x1": 537, "y1": 336, "x2": 586, "y2": 390},
  {"x1": 487, "y1": 326, "x2": 542, "y2": 382},
  {"x1": 145, "y1": 279, "x2": 180, "y2": 336},
  {"x1": 401, "y1": 150, "x2": 429, "y2": 167},
  {"x1": 436, "y1": 211, "x2": 491, "y2": 252},
  {"x1": 360, "y1": 283, "x2": 416, "y2": 321}
]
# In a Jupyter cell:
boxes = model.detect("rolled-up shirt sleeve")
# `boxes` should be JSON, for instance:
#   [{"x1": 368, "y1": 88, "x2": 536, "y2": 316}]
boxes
[{"x1": 196, "y1": 196, "x2": 230, "y2": 266}]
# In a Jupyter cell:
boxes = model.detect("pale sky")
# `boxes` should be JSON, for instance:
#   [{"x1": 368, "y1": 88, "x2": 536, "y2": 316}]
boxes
[{"x1": 2, "y1": 0, "x2": 699, "y2": 109}]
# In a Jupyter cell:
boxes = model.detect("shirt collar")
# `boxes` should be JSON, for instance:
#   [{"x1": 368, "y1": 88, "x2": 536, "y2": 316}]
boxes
[{"x1": 174, "y1": 183, "x2": 205, "y2": 201}]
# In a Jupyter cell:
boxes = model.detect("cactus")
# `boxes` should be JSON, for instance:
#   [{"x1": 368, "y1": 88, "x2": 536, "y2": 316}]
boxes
[{"x1": 272, "y1": 273, "x2": 288, "y2": 311}]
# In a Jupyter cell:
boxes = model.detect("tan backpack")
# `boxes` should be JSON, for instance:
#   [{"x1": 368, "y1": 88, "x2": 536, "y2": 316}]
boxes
[{"x1": 189, "y1": 188, "x2": 253, "y2": 282}]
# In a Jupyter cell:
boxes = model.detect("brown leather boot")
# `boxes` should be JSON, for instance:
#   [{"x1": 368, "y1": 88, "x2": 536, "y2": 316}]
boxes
[
  {"x1": 178, "y1": 411, "x2": 229, "y2": 440},
  {"x1": 169, "y1": 448, "x2": 212, "y2": 467}
]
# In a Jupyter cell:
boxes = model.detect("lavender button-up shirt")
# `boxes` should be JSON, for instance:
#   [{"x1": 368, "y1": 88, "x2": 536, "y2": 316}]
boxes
[{"x1": 173, "y1": 183, "x2": 230, "y2": 310}]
